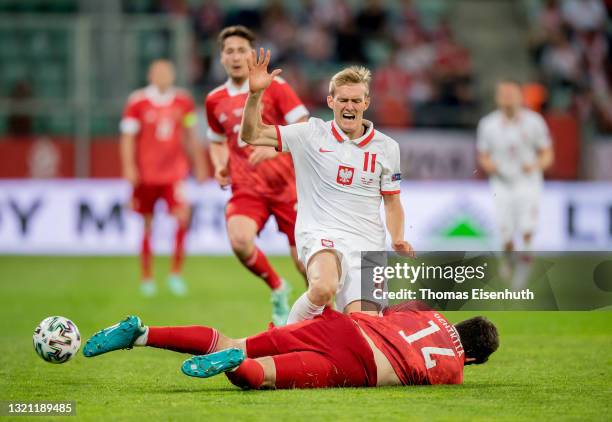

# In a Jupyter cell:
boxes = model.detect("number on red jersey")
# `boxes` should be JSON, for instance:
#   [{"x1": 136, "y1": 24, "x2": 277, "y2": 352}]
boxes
[{"x1": 399, "y1": 321, "x2": 456, "y2": 369}]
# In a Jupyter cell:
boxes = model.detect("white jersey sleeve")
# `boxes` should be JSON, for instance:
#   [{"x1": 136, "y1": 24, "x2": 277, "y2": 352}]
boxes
[
  {"x1": 276, "y1": 119, "x2": 312, "y2": 154},
  {"x1": 381, "y1": 141, "x2": 401, "y2": 194}
]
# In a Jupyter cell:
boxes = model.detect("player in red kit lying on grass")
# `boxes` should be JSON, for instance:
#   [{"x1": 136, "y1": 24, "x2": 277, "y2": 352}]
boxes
[{"x1": 83, "y1": 307, "x2": 498, "y2": 389}]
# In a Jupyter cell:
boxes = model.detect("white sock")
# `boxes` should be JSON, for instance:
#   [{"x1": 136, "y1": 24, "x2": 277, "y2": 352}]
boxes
[
  {"x1": 133, "y1": 326, "x2": 149, "y2": 346},
  {"x1": 287, "y1": 292, "x2": 325, "y2": 325}
]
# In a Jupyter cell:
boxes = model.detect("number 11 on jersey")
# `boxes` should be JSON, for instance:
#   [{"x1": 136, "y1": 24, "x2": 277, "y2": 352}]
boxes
[{"x1": 363, "y1": 152, "x2": 376, "y2": 172}]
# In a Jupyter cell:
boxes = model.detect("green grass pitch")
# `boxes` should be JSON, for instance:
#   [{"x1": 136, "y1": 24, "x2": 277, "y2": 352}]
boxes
[{"x1": 0, "y1": 256, "x2": 610, "y2": 421}]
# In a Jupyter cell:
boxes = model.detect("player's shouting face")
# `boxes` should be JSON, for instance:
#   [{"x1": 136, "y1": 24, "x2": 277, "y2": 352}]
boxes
[
  {"x1": 221, "y1": 35, "x2": 252, "y2": 82},
  {"x1": 327, "y1": 83, "x2": 371, "y2": 138}
]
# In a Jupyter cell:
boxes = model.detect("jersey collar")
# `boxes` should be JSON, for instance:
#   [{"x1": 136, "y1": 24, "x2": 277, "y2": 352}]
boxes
[
  {"x1": 331, "y1": 119, "x2": 375, "y2": 148},
  {"x1": 144, "y1": 85, "x2": 176, "y2": 106},
  {"x1": 499, "y1": 108, "x2": 525, "y2": 125},
  {"x1": 225, "y1": 79, "x2": 249, "y2": 96}
]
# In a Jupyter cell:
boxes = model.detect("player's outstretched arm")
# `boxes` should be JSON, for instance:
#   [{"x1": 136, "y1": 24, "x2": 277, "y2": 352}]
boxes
[
  {"x1": 240, "y1": 48, "x2": 281, "y2": 148},
  {"x1": 383, "y1": 194, "x2": 415, "y2": 258}
]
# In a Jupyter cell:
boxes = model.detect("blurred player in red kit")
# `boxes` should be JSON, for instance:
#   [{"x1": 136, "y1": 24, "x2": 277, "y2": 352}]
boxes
[
  {"x1": 84, "y1": 307, "x2": 499, "y2": 389},
  {"x1": 205, "y1": 26, "x2": 309, "y2": 325},
  {"x1": 120, "y1": 59, "x2": 205, "y2": 297}
]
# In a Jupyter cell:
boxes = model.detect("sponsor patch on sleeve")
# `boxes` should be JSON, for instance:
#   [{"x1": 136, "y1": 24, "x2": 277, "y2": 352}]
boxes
[{"x1": 392, "y1": 173, "x2": 402, "y2": 181}]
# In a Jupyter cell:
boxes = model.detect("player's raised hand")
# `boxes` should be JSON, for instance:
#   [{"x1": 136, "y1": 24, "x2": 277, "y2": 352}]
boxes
[
  {"x1": 247, "y1": 48, "x2": 282, "y2": 94},
  {"x1": 392, "y1": 240, "x2": 416, "y2": 258}
]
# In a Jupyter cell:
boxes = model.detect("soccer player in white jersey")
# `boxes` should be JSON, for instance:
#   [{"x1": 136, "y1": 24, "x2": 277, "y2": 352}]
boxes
[
  {"x1": 239, "y1": 49, "x2": 414, "y2": 323},
  {"x1": 477, "y1": 80, "x2": 554, "y2": 258}
]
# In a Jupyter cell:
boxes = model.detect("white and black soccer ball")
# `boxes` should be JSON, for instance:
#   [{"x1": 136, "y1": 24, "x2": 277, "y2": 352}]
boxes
[{"x1": 33, "y1": 316, "x2": 81, "y2": 364}]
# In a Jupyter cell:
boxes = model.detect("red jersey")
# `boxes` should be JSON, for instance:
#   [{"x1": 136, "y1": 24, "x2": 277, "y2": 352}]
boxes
[
  {"x1": 121, "y1": 85, "x2": 197, "y2": 184},
  {"x1": 350, "y1": 310, "x2": 465, "y2": 385},
  {"x1": 205, "y1": 77, "x2": 308, "y2": 200}
]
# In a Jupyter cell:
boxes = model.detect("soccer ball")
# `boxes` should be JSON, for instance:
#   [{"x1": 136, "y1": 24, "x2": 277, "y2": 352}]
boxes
[{"x1": 33, "y1": 316, "x2": 81, "y2": 364}]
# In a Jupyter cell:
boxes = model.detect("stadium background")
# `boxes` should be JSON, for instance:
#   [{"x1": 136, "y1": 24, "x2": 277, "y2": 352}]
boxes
[
  {"x1": 0, "y1": 0, "x2": 611, "y2": 254},
  {"x1": 0, "y1": 1, "x2": 611, "y2": 421}
]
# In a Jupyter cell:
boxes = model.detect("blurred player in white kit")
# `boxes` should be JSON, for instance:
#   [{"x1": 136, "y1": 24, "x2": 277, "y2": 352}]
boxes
[
  {"x1": 240, "y1": 49, "x2": 414, "y2": 322},
  {"x1": 477, "y1": 80, "x2": 554, "y2": 277}
]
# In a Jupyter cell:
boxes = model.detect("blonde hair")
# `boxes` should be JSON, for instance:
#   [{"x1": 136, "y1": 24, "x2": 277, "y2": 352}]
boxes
[{"x1": 329, "y1": 66, "x2": 371, "y2": 97}]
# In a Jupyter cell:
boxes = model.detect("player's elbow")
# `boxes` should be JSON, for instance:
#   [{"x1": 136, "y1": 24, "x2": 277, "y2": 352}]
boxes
[{"x1": 240, "y1": 127, "x2": 258, "y2": 145}]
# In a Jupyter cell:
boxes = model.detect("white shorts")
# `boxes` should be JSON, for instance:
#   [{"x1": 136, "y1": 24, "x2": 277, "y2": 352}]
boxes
[
  {"x1": 491, "y1": 182, "x2": 541, "y2": 244},
  {"x1": 297, "y1": 233, "x2": 386, "y2": 312}
]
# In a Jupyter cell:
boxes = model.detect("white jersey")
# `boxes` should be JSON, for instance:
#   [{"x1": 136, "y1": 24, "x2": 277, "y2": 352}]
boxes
[
  {"x1": 276, "y1": 117, "x2": 401, "y2": 249},
  {"x1": 477, "y1": 108, "x2": 551, "y2": 187}
]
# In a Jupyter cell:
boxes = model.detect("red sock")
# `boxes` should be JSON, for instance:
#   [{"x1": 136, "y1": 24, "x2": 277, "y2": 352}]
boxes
[
  {"x1": 171, "y1": 225, "x2": 187, "y2": 274},
  {"x1": 226, "y1": 359, "x2": 264, "y2": 390},
  {"x1": 240, "y1": 247, "x2": 281, "y2": 290},
  {"x1": 141, "y1": 232, "x2": 152, "y2": 280},
  {"x1": 146, "y1": 326, "x2": 218, "y2": 355}
]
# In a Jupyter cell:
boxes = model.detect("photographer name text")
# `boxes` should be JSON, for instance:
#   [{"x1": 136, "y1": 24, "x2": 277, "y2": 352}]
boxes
[{"x1": 373, "y1": 288, "x2": 534, "y2": 301}]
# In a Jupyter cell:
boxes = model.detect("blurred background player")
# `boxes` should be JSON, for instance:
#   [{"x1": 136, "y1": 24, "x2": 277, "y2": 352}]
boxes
[
  {"x1": 477, "y1": 80, "x2": 554, "y2": 278},
  {"x1": 240, "y1": 50, "x2": 414, "y2": 322},
  {"x1": 120, "y1": 59, "x2": 205, "y2": 297},
  {"x1": 206, "y1": 26, "x2": 309, "y2": 326},
  {"x1": 83, "y1": 310, "x2": 499, "y2": 389}
]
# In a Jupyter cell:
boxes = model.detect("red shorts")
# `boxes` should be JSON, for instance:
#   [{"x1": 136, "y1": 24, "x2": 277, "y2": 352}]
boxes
[
  {"x1": 246, "y1": 308, "x2": 378, "y2": 387},
  {"x1": 225, "y1": 191, "x2": 297, "y2": 246},
  {"x1": 131, "y1": 182, "x2": 187, "y2": 215}
]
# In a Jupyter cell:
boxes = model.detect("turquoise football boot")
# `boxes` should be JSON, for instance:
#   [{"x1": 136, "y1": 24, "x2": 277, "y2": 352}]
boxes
[
  {"x1": 271, "y1": 279, "x2": 292, "y2": 327},
  {"x1": 167, "y1": 274, "x2": 187, "y2": 296},
  {"x1": 181, "y1": 348, "x2": 245, "y2": 378},
  {"x1": 83, "y1": 315, "x2": 146, "y2": 357}
]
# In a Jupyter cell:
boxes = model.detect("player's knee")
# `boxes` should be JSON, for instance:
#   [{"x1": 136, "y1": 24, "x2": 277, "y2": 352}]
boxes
[
  {"x1": 307, "y1": 277, "x2": 336, "y2": 305},
  {"x1": 229, "y1": 232, "x2": 254, "y2": 254}
]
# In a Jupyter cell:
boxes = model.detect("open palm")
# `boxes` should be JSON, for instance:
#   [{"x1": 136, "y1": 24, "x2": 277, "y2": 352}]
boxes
[{"x1": 247, "y1": 48, "x2": 282, "y2": 94}]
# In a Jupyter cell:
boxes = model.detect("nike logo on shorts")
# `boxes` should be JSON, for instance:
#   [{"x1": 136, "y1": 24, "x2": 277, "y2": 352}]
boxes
[{"x1": 319, "y1": 148, "x2": 333, "y2": 153}]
